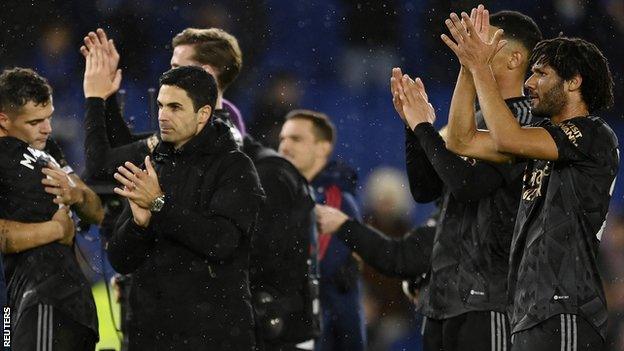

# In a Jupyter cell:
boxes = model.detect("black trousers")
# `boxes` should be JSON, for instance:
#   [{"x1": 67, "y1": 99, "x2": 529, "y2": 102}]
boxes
[
  {"x1": 510, "y1": 314, "x2": 604, "y2": 351},
  {"x1": 423, "y1": 311, "x2": 510, "y2": 351},
  {"x1": 12, "y1": 304, "x2": 96, "y2": 351}
]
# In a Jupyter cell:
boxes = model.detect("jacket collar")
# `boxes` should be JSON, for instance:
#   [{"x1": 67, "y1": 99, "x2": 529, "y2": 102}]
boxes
[
  {"x1": 311, "y1": 160, "x2": 358, "y2": 193},
  {"x1": 153, "y1": 118, "x2": 238, "y2": 160}
]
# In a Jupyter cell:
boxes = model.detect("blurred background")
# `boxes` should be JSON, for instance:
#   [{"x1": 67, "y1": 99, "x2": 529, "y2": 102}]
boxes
[{"x1": 1, "y1": 0, "x2": 623, "y2": 350}]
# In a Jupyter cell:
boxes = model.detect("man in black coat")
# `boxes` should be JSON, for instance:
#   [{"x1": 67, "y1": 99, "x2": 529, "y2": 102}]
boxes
[
  {"x1": 97, "y1": 59, "x2": 264, "y2": 349},
  {"x1": 245, "y1": 136, "x2": 319, "y2": 351},
  {"x1": 82, "y1": 28, "x2": 321, "y2": 350}
]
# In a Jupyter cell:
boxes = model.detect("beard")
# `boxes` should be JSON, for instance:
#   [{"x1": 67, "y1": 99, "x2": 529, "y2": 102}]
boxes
[{"x1": 531, "y1": 81, "x2": 567, "y2": 118}]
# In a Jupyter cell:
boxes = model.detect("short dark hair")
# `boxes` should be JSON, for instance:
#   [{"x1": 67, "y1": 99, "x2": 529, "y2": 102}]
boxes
[
  {"x1": 285, "y1": 109, "x2": 335, "y2": 145},
  {"x1": 171, "y1": 28, "x2": 242, "y2": 91},
  {"x1": 529, "y1": 37, "x2": 614, "y2": 113},
  {"x1": 490, "y1": 11, "x2": 543, "y2": 53},
  {"x1": 0, "y1": 68, "x2": 52, "y2": 116},
  {"x1": 159, "y1": 66, "x2": 218, "y2": 113}
]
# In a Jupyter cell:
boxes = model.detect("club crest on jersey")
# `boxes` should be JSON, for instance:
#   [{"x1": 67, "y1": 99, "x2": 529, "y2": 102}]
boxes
[
  {"x1": 20, "y1": 147, "x2": 59, "y2": 170},
  {"x1": 522, "y1": 162, "x2": 551, "y2": 201}
]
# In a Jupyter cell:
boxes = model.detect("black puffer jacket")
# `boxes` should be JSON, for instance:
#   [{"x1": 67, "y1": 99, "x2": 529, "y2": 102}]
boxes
[{"x1": 107, "y1": 119, "x2": 265, "y2": 350}]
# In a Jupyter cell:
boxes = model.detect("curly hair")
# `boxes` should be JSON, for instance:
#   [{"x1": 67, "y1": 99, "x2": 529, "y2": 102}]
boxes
[
  {"x1": 0, "y1": 67, "x2": 52, "y2": 116},
  {"x1": 529, "y1": 37, "x2": 614, "y2": 113}
]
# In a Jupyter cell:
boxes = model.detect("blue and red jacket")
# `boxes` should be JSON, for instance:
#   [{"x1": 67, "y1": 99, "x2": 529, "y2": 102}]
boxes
[{"x1": 312, "y1": 160, "x2": 365, "y2": 351}]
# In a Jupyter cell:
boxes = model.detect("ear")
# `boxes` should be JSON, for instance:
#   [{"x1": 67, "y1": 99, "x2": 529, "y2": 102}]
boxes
[
  {"x1": 565, "y1": 74, "x2": 582, "y2": 92},
  {"x1": 0, "y1": 112, "x2": 10, "y2": 131},
  {"x1": 316, "y1": 140, "x2": 333, "y2": 159},
  {"x1": 197, "y1": 105, "x2": 212, "y2": 125},
  {"x1": 507, "y1": 51, "x2": 524, "y2": 70}
]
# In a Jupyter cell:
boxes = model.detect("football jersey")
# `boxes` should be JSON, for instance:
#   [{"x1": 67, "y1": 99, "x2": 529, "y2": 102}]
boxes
[
  {"x1": 508, "y1": 116, "x2": 619, "y2": 339},
  {"x1": 0, "y1": 137, "x2": 97, "y2": 333},
  {"x1": 420, "y1": 97, "x2": 539, "y2": 319}
]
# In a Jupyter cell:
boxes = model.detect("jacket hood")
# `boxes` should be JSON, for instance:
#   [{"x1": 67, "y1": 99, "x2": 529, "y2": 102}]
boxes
[
  {"x1": 241, "y1": 135, "x2": 281, "y2": 160},
  {"x1": 214, "y1": 108, "x2": 244, "y2": 147}
]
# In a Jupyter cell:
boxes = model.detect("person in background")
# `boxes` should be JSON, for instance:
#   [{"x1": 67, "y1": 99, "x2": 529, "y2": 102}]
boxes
[{"x1": 279, "y1": 110, "x2": 366, "y2": 351}]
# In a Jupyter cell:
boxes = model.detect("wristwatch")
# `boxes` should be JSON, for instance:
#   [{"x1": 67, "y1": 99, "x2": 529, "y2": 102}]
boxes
[{"x1": 150, "y1": 194, "x2": 165, "y2": 212}]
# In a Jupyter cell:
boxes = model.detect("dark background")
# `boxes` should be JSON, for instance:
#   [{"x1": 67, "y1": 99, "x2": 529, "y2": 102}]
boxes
[{"x1": 1, "y1": 1, "x2": 623, "y2": 350}]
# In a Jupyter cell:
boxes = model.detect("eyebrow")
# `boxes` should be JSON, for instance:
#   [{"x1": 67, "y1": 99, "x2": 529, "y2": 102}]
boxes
[
  {"x1": 24, "y1": 113, "x2": 52, "y2": 124},
  {"x1": 157, "y1": 101, "x2": 183, "y2": 108},
  {"x1": 25, "y1": 118, "x2": 46, "y2": 123}
]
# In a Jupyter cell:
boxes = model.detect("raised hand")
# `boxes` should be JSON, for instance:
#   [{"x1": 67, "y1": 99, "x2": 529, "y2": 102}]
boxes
[
  {"x1": 390, "y1": 67, "x2": 408, "y2": 125},
  {"x1": 398, "y1": 74, "x2": 436, "y2": 130},
  {"x1": 470, "y1": 4, "x2": 491, "y2": 43},
  {"x1": 441, "y1": 7, "x2": 507, "y2": 73},
  {"x1": 80, "y1": 28, "x2": 122, "y2": 97},
  {"x1": 83, "y1": 44, "x2": 120, "y2": 98}
]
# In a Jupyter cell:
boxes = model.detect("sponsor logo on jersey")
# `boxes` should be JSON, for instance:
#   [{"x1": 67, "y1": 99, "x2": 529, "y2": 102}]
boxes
[{"x1": 560, "y1": 122, "x2": 583, "y2": 147}]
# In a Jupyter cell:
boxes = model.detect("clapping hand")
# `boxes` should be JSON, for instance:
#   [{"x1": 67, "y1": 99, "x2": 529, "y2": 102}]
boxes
[
  {"x1": 396, "y1": 74, "x2": 437, "y2": 130},
  {"x1": 113, "y1": 156, "x2": 163, "y2": 227},
  {"x1": 81, "y1": 28, "x2": 122, "y2": 99},
  {"x1": 440, "y1": 5, "x2": 507, "y2": 73}
]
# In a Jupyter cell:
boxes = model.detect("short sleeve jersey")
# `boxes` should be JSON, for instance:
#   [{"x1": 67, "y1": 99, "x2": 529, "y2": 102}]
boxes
[{"x1": 508, "y1": 116, "x2": 619, "y2": 339}]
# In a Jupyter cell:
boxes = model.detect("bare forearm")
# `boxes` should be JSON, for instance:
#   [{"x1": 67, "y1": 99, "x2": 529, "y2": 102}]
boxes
[
  {"x1": 472, "y1": 66, "x2": 523, "y2": 148},
  {"x1": 0, "y1": 220, "x2": 63, "y2": 253},
  {"x1": 73, "y1": 186, "x2": 104, "y2": 225},
  {"x1": 443, "y1": 67, "x2": 515, "y2": 163},
  {"x1": 447, "y1": 67, "x2": 478, "y2": 148},
  {"x1": 70, "y1": 175, "x2": 104, "y2": 225}
]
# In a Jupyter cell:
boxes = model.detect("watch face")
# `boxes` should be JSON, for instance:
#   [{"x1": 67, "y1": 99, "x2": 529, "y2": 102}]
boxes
[{"x1": 151, "y1": 196, "x2": 165, "y2": 212}]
